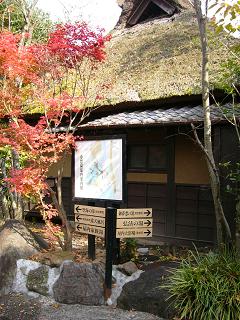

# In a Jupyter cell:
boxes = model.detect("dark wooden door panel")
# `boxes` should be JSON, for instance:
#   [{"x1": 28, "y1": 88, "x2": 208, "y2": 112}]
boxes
[
  {"x1": 198, "y1": 227, "x2": 215, "y2": 242},
  {"x1": 127, "y1": 182, "x2": 167, "y2": 236},
  {"x1": 176, "y1": 199, "x2": 198, "y2": 213},
  {"x1": 128, "y1": 196, "x2": 147, "y2": 208},
  {"x1": 148, "y1": 184, "x2": 167, "y2": 197},
  {"x1": 176, "y1": 213, "x2": 197, "y2": 227},
  {"x1": 128, "y1": 183, "x2": 147, "y2": 196},
  {"x1": 153, "y1": 223, "x2": 165, "y2": 235},
  {"x1": 176, "y1": 186, "x2": 198, "y2": 200},
  {"x1": 176, "y1": 184, "x2": 215, "y2": 242},
  {"x1": 176, "y1": 225, "x2": 197, "y2": 240}
]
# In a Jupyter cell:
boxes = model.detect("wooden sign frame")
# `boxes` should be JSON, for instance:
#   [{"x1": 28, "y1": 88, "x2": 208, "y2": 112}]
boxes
[{"x1": 72, "y1": 135, "x2": 126, "y2": 204}]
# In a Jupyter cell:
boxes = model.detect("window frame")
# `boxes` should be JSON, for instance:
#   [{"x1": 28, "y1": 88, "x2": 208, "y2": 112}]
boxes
[{"x1": 127, "y1": 143, "x2": 167, "y2": 173}]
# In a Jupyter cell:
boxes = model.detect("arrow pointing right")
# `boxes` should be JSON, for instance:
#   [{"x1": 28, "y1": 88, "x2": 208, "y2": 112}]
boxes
[
  {"x1": 144, "y1": 229, "x2": 151, "y2": 237},
  {"x1": 144, "y1": 210, "x2": 151, "y2": 216},
  {"x1": 144, "y1": 219, "x2": 152, "y2": 227}
]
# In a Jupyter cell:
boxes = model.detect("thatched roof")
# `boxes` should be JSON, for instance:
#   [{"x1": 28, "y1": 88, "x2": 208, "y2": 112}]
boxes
[
  {"x1": 116, "y1": 0, "x2": 191, "y2": 29},
  {"x1": 95, "y1": 3, "x2": 236, "y2": 106}
]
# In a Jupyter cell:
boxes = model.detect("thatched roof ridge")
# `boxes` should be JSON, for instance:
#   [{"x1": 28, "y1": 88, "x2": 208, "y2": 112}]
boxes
[{"x1": 116, "y1": 0, "x2": 192, "y2": 29}]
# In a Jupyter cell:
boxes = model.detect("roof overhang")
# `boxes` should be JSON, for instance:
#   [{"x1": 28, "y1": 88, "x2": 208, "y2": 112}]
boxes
[{"x1": 78, "y1": 104, "x2": 237, "y2": 130}]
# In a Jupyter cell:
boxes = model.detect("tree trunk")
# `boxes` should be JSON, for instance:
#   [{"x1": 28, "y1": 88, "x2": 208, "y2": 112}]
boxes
[
  {"x1": 0, "y1": 158, "x2": 10, "y2": 219},
  {"x1": 11, "y1": 149, "x2": 24, "y2": 220},
  {"x1": 193, "y1": 0, "x2": 232, "y2": 246},
  {"x1": 44, "y1": 150, "x2": 73, "y2": 251},
  {"x1": 49, "y1": 183, "x2": 73, "y2": 251},
  {"x1": 56, "y1": 174, "x2": 73, "y2": 251},
  {"x1": 55, "y1": 152, "x2": 73, "y2": 251}
]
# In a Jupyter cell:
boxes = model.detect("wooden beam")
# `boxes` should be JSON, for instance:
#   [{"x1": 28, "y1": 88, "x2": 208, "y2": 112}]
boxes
[
  {"x1": 166, "y1": 134, "x2": 176, "y2": 236},
  {"x1": 128, "y1": 0, "x2": 149, "y2": 26},
  {"x1": 153, "y1": 0, "x2": 176, "y2": 15},
  {"x1": 128, "y1": 0, "x2": 176, "y2": 26}
]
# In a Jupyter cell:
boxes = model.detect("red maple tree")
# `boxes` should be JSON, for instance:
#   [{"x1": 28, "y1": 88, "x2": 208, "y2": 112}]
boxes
[{"x1": 0, "y1": 22, "x2": 110, "y2": 250}]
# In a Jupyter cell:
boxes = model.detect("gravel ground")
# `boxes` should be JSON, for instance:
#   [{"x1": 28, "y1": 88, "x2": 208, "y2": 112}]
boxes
[
  {"x1": 0, "y1": 293, "x2": 164, "y2": 320},
  {"x1": 0, "y1": 293, "x2": 41, "y2": 320}
]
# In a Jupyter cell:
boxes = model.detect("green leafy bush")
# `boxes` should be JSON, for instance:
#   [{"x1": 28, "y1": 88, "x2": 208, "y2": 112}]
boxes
[
  {"x1": 120, "y1": 238, "x2": 138, "y2": 262},
  {"x1": 166, "y1": 249, "x2": 240, "y2": 320}
]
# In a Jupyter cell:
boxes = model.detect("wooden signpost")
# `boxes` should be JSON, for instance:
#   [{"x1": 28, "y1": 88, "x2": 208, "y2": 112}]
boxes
[
  {"x1": 75, "y1": 204, "x2": 106, "y2": 238},
  {"x1": 74, "y1": 204, "x2": 106, "y2": 217},
  {"x1": 116, "y1": 228, "x2": 152, "y2": 238},
  {"x1": 74, "y1": 204, "x2": 153, "y2": 301},
  {"x1": 117, "y1": 208, "x2": 152, "y2": 219},
  {"x1": 76, "y1": 224, "x2": 105, "y2": 237},
  {"x1": 116, "y1": 218, "x2": 152, "y2": 228},
  {"x1": 116, "y1": 208, "x2": 153, "y2": 239}
]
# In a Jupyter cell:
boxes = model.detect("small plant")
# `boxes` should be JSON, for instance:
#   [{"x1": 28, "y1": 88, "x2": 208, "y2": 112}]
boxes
[
  {"x1": 121, "y1": 238, "x2": 138, "y2": 262},
  {"x1": 165, "y1": 248, "x2": 240, "y2": 320}
]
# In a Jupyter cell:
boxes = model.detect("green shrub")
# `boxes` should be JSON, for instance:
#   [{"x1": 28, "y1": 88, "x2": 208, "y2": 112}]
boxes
[
  {"x1": 120, "y1": 238, "x2": 138, "y2": 262},
  {"x1": 166, "y1": 249, "x2": 240, "y2": 320}
]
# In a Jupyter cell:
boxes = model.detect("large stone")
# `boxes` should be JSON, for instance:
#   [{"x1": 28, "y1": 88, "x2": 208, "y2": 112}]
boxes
[
  {"x1": 0, "y1": 219, "x2": 49, "y2": 294},
  {"x1": 53, "y1": 261, "x2": 105, "y2": 305},
  {"x1": 117, "y1": 261, "x2": 138, "y2": 275},
  {"x1": 117, "y1": 261, "x2": 178, "y2": 319},
  {"x1": 12, "y1": 259, "x2": 60, "y2": 297},
  {"x1": 26, "y1": 265, "x2": 49, "y2": 296}
]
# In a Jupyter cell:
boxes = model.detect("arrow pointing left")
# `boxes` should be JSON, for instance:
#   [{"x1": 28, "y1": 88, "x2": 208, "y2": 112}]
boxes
[
  {"x1": 75, "y1": 206, "x2": 81, "y2": 213},
  {"x1": 76, "y1": 215, "x2": 81, "y2": 222}
]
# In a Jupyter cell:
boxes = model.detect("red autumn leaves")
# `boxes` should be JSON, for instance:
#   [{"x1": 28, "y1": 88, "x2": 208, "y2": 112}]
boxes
[{"x1": 0, "y1": 22, "x2": 110, "y2": 201}]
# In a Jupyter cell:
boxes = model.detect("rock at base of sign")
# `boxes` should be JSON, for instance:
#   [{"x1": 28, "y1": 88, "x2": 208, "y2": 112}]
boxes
[
  {"x1": 117, "y1": 261, "x2": 139, "y2": 276},
  {"x1": 0, "y1": 219, "x2": 49, "y2": 295},
  {"x1": 117, "y1": 261, "x2": 179, "y2": 319},
  {"x1": 26, "y1": 265, "x2": 50, "y2": 296},
  {"x1": 137, "y1": 247, "x2": 149, "y2": 255},
  {"x1": 53, "y1": 261, "x2": 105, "y2": 305}
]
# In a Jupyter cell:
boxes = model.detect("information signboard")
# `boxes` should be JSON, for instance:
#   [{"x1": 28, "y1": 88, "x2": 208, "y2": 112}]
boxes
[{"x1": 74, "y1": 137, "x2": 124, "y2": 201}]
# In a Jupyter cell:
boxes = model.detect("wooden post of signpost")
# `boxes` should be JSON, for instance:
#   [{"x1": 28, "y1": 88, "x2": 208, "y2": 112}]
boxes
[
  {"x1": 111, "y1": 202, "x2": 121, "y2": 264},
  {"x1": 88, "y1": 234, "x2": 96, "y2": 260},
  {"x1": 104, "y1": 207, "x2": 117, "y2": 300},
  {"x1": 88, "y1": 202, "x2": 96, "y2": 260}
]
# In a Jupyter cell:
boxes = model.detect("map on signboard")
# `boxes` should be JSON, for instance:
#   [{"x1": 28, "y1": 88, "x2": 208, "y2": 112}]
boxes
[{"x1": 75, "y1": 138, "x2": 123, "y2": 201}]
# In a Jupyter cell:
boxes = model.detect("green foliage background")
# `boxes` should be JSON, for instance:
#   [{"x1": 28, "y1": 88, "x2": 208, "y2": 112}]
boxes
[{"x1": 0, "y1": 0, "x2": 53, "y2": 43}]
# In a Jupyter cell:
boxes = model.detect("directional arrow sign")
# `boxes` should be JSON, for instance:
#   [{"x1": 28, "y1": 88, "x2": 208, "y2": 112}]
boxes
[
  {"x1": 74, "y1": 205, "x2": 106, "y2": 217},
  {"x1": 116, "y1": 227, "x2": 152, "y2": 239},
  {"x1": 116, "y1": 218, "x2": 152, "y2": 229},
  {"x1": 75, "y1": 215, "x2": 105, "y2": 227},
  {"x1": 75, "y1": 223, "x2": 105, "y2": 238},
  {"x1": 117, "y1": 208, "x2": 152, "y2": 219}
]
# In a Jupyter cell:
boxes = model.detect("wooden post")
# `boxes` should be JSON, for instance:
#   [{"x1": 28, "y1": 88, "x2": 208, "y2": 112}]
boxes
[
  {"x1": 104, "y1": 207, "x2": 116, "y2": 300},
  {"x1": 88, "y1": 234, "x2": 96, "y2": 260},
  {"x1": 88, "y1": 201, "x2": 96, "y2": 260}
]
